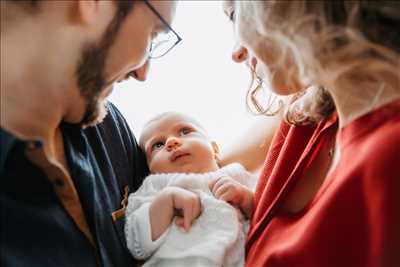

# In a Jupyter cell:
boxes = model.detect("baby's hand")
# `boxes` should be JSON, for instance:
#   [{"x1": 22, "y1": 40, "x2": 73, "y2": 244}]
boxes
[
  {"x1": 208, "y1": 176, "x2": 253, "y2": 218},
  {"x1": 149, "y1": 187, "x2": 201, "y2": 240},
  {"x1": 168, "y1": 187, "x2": 202, "y2": 231}
]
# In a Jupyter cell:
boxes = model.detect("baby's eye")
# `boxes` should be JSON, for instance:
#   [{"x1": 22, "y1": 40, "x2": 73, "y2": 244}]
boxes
[
  {"x1": 180, "y1": 127, "x2": 192, "y2": 135},
  {"x1": 151, "y1": 141, "x2": 164, "y2": 151}
]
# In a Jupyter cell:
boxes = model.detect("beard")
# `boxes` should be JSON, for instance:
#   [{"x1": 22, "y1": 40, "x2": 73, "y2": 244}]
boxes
[{"x1": 75, "y1": 2, "x2": 134, "y2": 127}]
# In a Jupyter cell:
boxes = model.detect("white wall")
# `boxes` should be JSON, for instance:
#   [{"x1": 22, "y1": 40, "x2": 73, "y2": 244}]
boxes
[{"x1": 109, "y1": 1, "x2": 256, "y2": 151}]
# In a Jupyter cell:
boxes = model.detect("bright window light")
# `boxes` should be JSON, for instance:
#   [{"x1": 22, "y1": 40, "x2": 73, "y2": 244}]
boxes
[{"x1": 109, "y1": 1, "x2": 256, "y2": 150}]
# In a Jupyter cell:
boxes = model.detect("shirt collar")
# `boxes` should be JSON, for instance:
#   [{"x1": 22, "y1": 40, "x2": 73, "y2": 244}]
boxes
[
  {"x1": 0, "y1": 128, "x2": 18, "y2": 172},
  {"x1": 0, "y1": 128, "x2": 43, "y2": 173}
]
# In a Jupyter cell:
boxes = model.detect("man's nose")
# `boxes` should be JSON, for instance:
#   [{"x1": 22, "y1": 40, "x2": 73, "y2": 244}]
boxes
[
  {"x1": 130, "y1": 60, "x2": 151, "y2": 82},
  {"x1": 232, "y1": 45, "x2": 248, "y2": 63},
  {"x1": 166, "y1": 137, "x2": 181, "y2": 151}
]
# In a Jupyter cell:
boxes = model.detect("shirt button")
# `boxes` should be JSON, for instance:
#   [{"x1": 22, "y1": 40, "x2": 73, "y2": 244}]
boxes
[
  {"x1": 53, "y1": 178, "x2": 64, "y2": 187},
  {"x1": 25, "y1": 139, "x2": 43, "y2": 150}
]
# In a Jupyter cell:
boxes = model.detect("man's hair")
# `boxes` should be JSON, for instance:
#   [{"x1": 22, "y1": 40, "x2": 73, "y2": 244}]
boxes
[
  {"x1": 2, "y1": 0, "x2": 38, "y2": 12},
  {"x1": 3, "y1": 1, "x2": 135, "y2": 15},
  {"x1": 7, "y1": 0, "x2": 38, "y2": 7}
]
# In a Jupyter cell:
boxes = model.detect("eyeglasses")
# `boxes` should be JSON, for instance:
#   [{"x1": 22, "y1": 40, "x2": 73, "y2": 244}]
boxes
[{"x1": 144, "y1": 1, "x2": 182, "y2": 59}]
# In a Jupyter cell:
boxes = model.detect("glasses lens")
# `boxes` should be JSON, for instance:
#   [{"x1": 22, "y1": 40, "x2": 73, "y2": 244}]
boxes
[{"x1": 149, "y1": 31, "x2": 179, "y2": 59}]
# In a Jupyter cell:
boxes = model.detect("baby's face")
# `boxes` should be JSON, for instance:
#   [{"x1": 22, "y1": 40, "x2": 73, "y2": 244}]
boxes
[{"x1": 140, "y1": 113, "x2": 219, "y2": 174}]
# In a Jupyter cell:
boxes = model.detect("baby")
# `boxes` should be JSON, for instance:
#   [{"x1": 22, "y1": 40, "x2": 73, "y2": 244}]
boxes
[{"x1": 125, "y1": 112, "x2": 255, "y2": 267}]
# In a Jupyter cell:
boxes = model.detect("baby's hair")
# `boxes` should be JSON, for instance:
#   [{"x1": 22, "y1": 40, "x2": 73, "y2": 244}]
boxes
[{"x1": 139, "y1": 111, "x2": 208, "y2": 149}]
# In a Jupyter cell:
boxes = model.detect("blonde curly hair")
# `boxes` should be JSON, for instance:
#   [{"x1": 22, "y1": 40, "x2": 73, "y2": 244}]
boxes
[{"x1": 236, "y1": 0, "x2": 400, "y2": 124}]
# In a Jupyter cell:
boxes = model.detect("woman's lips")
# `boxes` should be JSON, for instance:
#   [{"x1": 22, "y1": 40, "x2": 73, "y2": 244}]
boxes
[{"x1": 250, "y1": 57, "x2": 258, "y2": 71}]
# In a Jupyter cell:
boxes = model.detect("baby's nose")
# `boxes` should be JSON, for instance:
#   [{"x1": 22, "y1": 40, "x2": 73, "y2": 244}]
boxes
[{"x1": 166, "y1": 138, "x2": 181, "y2": 151}]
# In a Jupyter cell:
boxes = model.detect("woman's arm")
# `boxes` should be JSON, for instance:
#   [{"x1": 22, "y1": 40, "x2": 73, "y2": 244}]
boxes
[{"x1": 219, "y1": 114, "x2": 281, "y2": 173}]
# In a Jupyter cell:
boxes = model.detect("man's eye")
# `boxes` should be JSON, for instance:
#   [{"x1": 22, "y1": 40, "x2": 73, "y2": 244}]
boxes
[
  {"x1": 180, "y1": 127, "x2": 192, "y2": 135},
  {"x1": 123, "y1": 71, "x2": 136, "y2": 81},
  {"x1": 151, "y1": 141, "x2": 164, "y2": 151},
  {"x1": 151, "y1": 31, "x2": 160, "y2": 40}
]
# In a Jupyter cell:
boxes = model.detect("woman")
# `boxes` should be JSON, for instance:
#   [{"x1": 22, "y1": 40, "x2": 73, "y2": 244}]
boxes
[{"x1": 223, "y1": 1, "x2": 400, "y2": 266}]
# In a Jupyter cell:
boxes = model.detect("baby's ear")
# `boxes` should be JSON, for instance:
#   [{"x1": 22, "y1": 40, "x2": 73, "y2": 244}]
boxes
[{"x1": 211, "y1": 141, "x2": 220, "y2": 161}]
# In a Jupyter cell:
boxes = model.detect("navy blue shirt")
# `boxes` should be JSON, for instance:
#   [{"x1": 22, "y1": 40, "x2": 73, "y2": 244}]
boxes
[{"x1": 0, "y1": 102, "x2": 149, "y2": 267}]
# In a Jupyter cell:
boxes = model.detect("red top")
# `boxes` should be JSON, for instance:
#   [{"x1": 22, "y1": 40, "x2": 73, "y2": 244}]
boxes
[{"x1": 246, "y1": 100, "x2": 400, "y2": 267}]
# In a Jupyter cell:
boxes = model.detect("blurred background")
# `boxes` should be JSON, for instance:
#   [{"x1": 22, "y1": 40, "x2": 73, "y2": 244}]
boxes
[{"x1": 109, "y1": 1, "x2": 258, "y2": 151}]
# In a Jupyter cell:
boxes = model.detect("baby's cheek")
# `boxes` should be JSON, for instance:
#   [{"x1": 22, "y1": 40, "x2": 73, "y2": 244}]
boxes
[
  {"x1": 149, "y1": 155, "x2": 170, "y2": 173},
  {"x1": 148, "y1": 158, "x2": 159, "y2": 173}
]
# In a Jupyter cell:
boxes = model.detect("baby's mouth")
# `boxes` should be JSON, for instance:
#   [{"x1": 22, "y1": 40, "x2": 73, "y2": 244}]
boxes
[{"x1": 171, "y1": 151, "x2": 191, "y2": 162}]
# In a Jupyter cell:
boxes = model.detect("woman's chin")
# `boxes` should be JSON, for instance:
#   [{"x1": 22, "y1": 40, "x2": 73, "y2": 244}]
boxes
[
  {"x1": 271, "y1": 83, "x2": 296, "y2": 96},
  {"x1": 270, "y1": 75, "x2": 304, "y2": 96}
]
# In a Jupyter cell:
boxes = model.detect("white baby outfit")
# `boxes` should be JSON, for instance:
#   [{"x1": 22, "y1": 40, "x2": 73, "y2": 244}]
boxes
[{"x1": 125, "y1": 163, "x2": 255, "y2": 267}]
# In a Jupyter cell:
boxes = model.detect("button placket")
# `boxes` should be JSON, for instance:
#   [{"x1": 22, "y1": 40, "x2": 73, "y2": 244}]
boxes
[
  {"x1": 24, "y1": 143, "x2": 96, "y2": 246},
  {"x1": 111, "y1": 185, "x2": 130, "y2": 221}
]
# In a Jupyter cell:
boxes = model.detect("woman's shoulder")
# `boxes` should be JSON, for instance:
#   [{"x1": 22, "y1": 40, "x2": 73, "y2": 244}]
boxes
[
  {"x1": 353, "y1": 104, "x2": 399, "y2": 158},
  {"x1": 362, "y1": 119, "x2": 400, "y2": 167},
  {"x1": 339, "y1": 100, "x2": 400, "y2": 166},
  {"x1": 341, "y1": 113, "x2": 400, "y2": 185}
]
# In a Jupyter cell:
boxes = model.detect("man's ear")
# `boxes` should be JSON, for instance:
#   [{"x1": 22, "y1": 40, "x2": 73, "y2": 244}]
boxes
[{"x1": 212, "y1": 141, "x2": 220, "y2": 161}]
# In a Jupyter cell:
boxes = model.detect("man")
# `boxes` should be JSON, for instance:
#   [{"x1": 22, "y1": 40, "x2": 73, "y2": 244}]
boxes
[{"x1": 0, "y1": 1, "x2": 180, "y2": 266}]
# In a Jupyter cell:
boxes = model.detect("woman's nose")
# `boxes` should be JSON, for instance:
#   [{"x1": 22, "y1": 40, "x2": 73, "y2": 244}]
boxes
[
  {"x1": 166, "y1": 137, "x2": 181, "y2": 151},
  {"x1": 130, "y1": 60, "x2": 151, "y2": 82},
  {"x1": 232, "y1": 45, "x2": 248, "y2": 63}
]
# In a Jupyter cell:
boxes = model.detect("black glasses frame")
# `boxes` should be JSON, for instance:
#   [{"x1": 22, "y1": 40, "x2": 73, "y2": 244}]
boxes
[{"x1": 143, "y1": 0, "x2": 182, "y2": 58}]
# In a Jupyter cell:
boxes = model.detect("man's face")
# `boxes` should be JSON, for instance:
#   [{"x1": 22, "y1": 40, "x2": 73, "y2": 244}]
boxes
[
  {"x1": 76, "y1": 1, "x2": 177, "y2": 127},
  {"x1": 140, "y1": 113, "x2": 220, "y2": 174}
]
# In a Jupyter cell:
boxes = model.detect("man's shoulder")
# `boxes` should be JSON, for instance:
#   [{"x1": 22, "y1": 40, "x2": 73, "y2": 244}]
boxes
[
  {"x1": 82, "y1": 102, "x2": 149, "y2": 189},
  {"x1": 84, "y1": 102, "x2": 136, "y2": 151},
  {"x1": 89, "y1": 102, "x2": 131, "y2": 136}
]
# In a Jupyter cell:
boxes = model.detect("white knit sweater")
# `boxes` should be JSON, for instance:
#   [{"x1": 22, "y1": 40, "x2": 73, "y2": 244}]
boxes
[{"x1": 124, "y1": 163, "x2": 256, "y2": 267}]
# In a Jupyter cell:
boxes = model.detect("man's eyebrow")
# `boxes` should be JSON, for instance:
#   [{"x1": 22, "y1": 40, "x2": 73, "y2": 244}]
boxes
[
  {"x1": 152, "y1": 24, "x2": 169, "y2": 37},
  {"x1": 157, "y1": 24, "x2": 170, "y2": 34}
]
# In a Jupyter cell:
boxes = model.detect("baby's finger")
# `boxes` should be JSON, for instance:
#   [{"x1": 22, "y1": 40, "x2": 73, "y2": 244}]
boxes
[
  {"x1": 208, "y1": 177, "x2": 221, "y2": 193},
  {"x1": 220, "y1": 190, "x2": 238, "y2": 204},
  {"x1": 192, "y1": 196, "x2": 202, "y2": 219},
  {"x1": 210, "y1": 176, "x2": 229, "y2": 194},
  {"x1": 175, "y1": 217, "x2": 185, "y2": 229},
  {"x1": 214, "y1": 183, "x2": 230, "y2": 199},
  {"x1": 183, "y1": 202, "x2": 193, "y2": 231}
]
